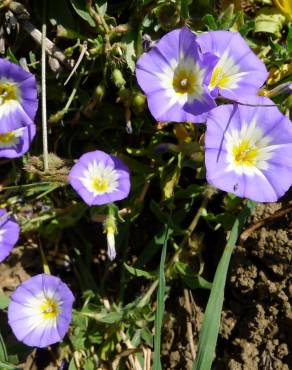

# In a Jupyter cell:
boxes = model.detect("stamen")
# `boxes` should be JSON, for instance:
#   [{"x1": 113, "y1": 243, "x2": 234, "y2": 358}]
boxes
[{"x1": 180, "y1": 78, "x2": 188, "y2": 87}]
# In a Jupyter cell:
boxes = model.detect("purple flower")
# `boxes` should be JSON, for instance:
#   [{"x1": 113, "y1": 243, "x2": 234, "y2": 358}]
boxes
[
  {"x1": 69, "y1": 150, "x2": 131, "y2": 206},
  {"x1": 136, "y1": 27, "x2": 218, "y2": 123},
  {"x1": 0, "y1": 58, "x2": 38, "y2": 133},
  {"x1": 197, "y1": 31, "x2": 268, "y2": 101},
  {"x1": 0, "y1": 124, "x2": 36, "y2": 158},
  {"x1": 0, "y1": 208, "x2": 19, "y2": 262},
  {"x1": 8, "y1": 273, "x2": 74, "y2": 348},
  {"x1": 205, "y1": 97, "x2": 292, "y2": 202}
]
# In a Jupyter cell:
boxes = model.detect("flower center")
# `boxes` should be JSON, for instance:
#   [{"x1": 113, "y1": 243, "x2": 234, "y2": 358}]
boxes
[
  {"x1": 92, "y1": 177, "x2": 108, "y2": 193},
  {"x1": 232, "y1": 139, "x2": 259, "y2": 166},
  {"x1": 0, "y1": 82, "x2": 18, "y2": 105},
  {"x1": 173, "y1": 68, "x2": 196, "y2": 94},
  {"x1": 40, "y1": 298, "x2": 59, "y2": 319},
  {"x1": 209, "y1": 66, "x2": 230, "y2": 89},
  {"x1": 0, "y1": 132, "x2": 15, "y2": 143}
]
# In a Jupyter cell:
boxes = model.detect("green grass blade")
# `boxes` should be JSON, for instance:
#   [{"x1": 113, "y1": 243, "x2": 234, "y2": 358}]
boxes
[
  {"x1": 0, "y1": 332, "x2": 8, "y2": 362},
  {"x1": 180, "y1": 0, "x2": 189, "y2": 18},
  {"x1": 153, "y1": 228, "x2": 170, "y2": 370},
  {"x1": 193, "y1": 202, "x2": 254, "y2": 370}
]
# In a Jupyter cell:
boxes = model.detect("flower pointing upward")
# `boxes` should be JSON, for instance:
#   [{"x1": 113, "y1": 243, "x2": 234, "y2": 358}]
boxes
[{"x1": 136, "y1": 27, "x2": 218, "y2": 123}]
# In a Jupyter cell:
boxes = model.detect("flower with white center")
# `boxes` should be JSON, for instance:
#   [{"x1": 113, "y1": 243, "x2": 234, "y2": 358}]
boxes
[
  {"x1": 197, "y1": 31, "x2": 268, "y2": 101},
  {"x1": 69, "y1": 150, "x2": 131, "y2": 206},
  {"x1": 205, "y1": 97, "x2": 292, "y2": 202},
  {"x1": 8, "y1": 274, "x2": 74, "y2": 348},
  {"x1": 0, "y1": 124, "x2": 36, "y2": 158},
  {"x1": 136, "y1": 27, "x2": 218, "y2": 123},
  {"x1": 0, "y1": 208, "x2": 19, "y2": 262},
  {"x1": 0, "y1": 59, "x2": 38, "y2": 133}
]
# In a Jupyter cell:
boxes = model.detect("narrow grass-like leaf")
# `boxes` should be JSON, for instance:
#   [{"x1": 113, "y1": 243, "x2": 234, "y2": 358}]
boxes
[
  {"x1": 0, "y1": 360, "x2": 18, "y2": 370},
  {"x1": 193, "y1": 202, "x2": 254, "y2": 370},
  {"x1": 180, "y1": 0, "x2": 189, "y2": 19},
  {"x1": 0, "y1": 295, "x2": 10, "y2": 310},
  {"x1": 124, "y1": 263, "x2": 156, "y2": 280},
  {"x1": 0, "y1": 331, "x2": 8, "y2": 363},
  {"x1": 153, "y1": 228, "x2": 170, "y2": 370}
]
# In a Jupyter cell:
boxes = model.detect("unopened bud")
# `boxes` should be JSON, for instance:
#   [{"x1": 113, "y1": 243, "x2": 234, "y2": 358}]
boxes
[
  {"x1": 94, "y1": 84, "x2": 105, "y2": 101},
  {"x1": 132, "y1": 92, "x2": 146, "y2": 113},
  {"x1": 112, "y1": 68, "x2": 126, "y2": 88},
  {"x1": 103, "y1": 215, "x2": 117, "y2": 261},
  {"x1": 106, "y1": 226, "x2": 116, "y2": 261}
]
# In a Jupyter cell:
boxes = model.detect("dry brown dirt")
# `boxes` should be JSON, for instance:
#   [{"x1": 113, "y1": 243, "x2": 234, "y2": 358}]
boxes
[{"x1": 162, "y1": 202, "x2": 291, "y2": 370}]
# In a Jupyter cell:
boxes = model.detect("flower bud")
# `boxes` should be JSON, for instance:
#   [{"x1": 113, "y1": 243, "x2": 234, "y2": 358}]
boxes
[
  {"x1": 103, "y1": 214, "x2": 117, "y2": 261},
  {"x1": 94, "y1": 84, "x2": 105, "y2": 101},
  {"x1": 112, "y1": 68, "x2": 126, "y2": 88},
  {"x1": 131, "y1": 92, "x2": 146, "y2": 113}
]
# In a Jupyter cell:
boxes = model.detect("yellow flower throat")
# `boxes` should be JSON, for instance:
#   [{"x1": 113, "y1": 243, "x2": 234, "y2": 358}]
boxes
[
  {"x1": 209, "y1": 66, "x2": 230, "y2": 89},
  {"x1": 40, "y1": 298, "x2": 59, "y2": 319},
  {"x1": 0, "y1": 132, "x2": 15, "y2": 143},
  {"x1": 0, "y1": 82, "x2": 18, "y2": 104},
  {"x1": 92, "y1": 177, "x2": 108, "y2": 193},
  {"x1": 233, "y1": 139, "x2": 259, "y2": 166}
]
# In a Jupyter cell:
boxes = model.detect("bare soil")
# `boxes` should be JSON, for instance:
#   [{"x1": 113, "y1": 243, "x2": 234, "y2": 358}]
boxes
[{"x1": 162, "y1": 202, "x2": 291, "y2": 370}]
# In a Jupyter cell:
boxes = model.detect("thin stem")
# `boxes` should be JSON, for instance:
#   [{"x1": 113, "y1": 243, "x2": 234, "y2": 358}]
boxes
[
  {"x1": 137, "y1": 195, "x2": 210, "y2": 308},
  {"x1": 39, "y1": 242, "x2": 51, "y2": 274},
  {"x1": 41, "y1": 1, "x2": 49, "y2": 171},
  {"x1": 64, "y1": 70, "x2": 83, "y2": 111},
  {"x1": 95, "y1": 4, "x2": 110, "y2": 33}
]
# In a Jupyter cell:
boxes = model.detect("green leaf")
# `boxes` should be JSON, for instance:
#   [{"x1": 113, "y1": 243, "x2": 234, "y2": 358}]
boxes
[
  {"x1": 122, "y1": 32, "x2": 136, "y2": 73},
  {"x1": 0, "y1": 332, "x2": 8, "y2": 362},
  {"x1": 79, "y1": 308, "x2": 123, "y2": 324},
  {"x1": 70, "y1": 0, "x2": 96, "y2": 27},
  {"x1": 201, "y1": 14, "x2": 217, "y2": 30},
  {"x1": 94, "y1": 0, "x2": 107, "y2": 16},
  {"x1": 180, "y1": 0, "x2": 189, "y2": 18},
  {"x1": 6, "y1": 49, "x2": 18, "y2": 64},
  {"x1": 68, "y1": 358, "x2": 77, "y2": 370},
  {"x1": 239, "y1": 20, "x2": 255, "y2": 37},
  {"x1": 124, "y1": 263, "x2": 156, "y2": 280},
  {"x1": 0, "y1": 361, "x2": 18, "y2": 370},
  {"x1": 141, "y1": 327, "x2": 153, "y2": 348},
  {"x1": 0, "y1": 295, "x2": 9, "y2": 310},
  {"x1": 192, "y1": 202, "x2": 254, "y2": 370},
  {"x1": 153, "y1": 227, "x2": 170, "y2": 370},
  {"x1": 175, "y1": 262, "x2": 212, "y2": 290}
]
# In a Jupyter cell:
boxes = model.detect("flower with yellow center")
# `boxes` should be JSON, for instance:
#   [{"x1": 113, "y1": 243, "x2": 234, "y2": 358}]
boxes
[
  {"x1": 39, "y1": 298, "x2": 59, "y2": 320},
  {"x1": 208, "y1": 52, "x2": 247, "y2": 91},
  {"x1": 0, "y1": 128, "x2": 23, "y2": 149},
  {"x1": 225, "y1": 119, "x2": 273, "y2": 176},
  {"x1": 8, "y1": 273, "x2": 74, "y2": 348},
  {"x1": 197, "y1": 31, "x2": 268, "y2": 101},
  {"x1": 0, "y1": 81, "x2": 19, "y2": 105},
  {"x1": 69, "y1": 150, "x2": 130, "y2": 206},
  {"x1": 205, "y1": 100, "x2": 292, "y2": 202},
  {"x1": 80, "y1": 160, "x2": 119, "y2": 196},
  {"x1": 136, "y1": 27, "x2": 217, "y2": 122},
  {"x1": 0, "y1": 59, "x2": 37, "y2": 133}
]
